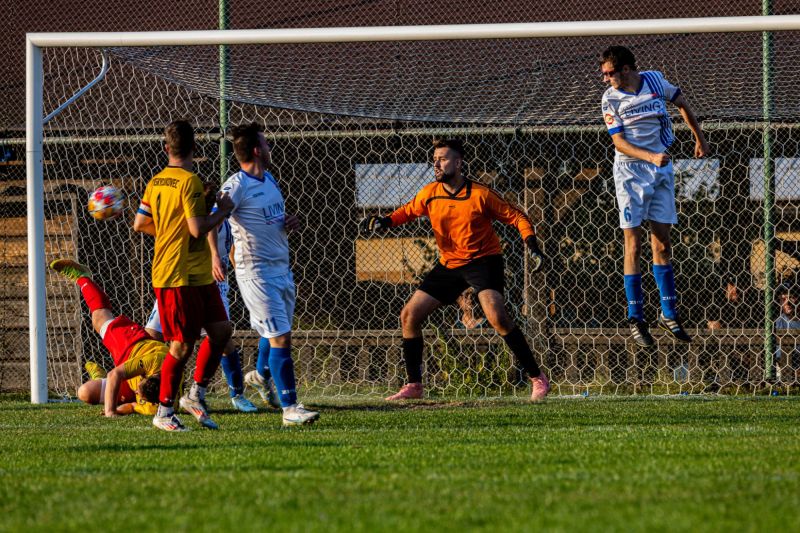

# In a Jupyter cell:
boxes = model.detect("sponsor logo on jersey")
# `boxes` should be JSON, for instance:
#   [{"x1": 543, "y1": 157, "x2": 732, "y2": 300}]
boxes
[
  {"x1": 620, "y1": 100, "x2": 663, "y2": 117},
  {"x1": 604, "y1": 113, "x2": 614, "y2": 125}
]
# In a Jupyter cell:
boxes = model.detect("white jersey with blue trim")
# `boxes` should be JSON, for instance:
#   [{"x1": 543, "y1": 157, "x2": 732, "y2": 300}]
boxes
[
  {"x1": 221, "y1": 169, "x2": 290, "y2": 280},
  {"x1": 601, "y1": 70, "x2": 681, "y2": 163}
]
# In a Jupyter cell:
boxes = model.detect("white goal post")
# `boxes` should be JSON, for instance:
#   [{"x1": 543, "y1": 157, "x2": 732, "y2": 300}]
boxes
[{"x1": 26, "y1": 15, "x2": 800, "y2": 403}]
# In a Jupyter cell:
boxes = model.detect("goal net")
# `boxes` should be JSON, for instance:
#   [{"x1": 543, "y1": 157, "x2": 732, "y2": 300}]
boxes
[{"x1": 18, "y1": 18, "x2": 800, "y2": 400}]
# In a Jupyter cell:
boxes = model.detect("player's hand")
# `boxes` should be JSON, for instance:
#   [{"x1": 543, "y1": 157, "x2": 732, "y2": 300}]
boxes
[
  {"x1": 104, "y1": 409, "x2": 120, "y2": 418},
  {"x1": 216, "y1": 191, "x2": 234, "y2": 214},
  {"x1": 651, "y1": 152, "x2": 671, "y2": 167},
  {"x1": 525, "y1": 236, "x2": 544, "y2": 274},
  {"x1": 284, "y1": 213, "x2": 301, "y2": 232},
  {"x1": 695, "y1": 139, "x2": 710, "y2": 158},
  {"x1": 211, "y1": 254, "x2": 226, "y2": 282},
  {"x1": 359, "y1": 215, "x2": 391, "y2": 234}
]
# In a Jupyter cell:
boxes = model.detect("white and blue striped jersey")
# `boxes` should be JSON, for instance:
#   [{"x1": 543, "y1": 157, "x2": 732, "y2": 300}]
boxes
[
  {"x1": 221, "y1": 169, "x2": 290, "y2": 281},
  {"x1": 601, "y1": 70, "x2": 681, "y2": 163}
]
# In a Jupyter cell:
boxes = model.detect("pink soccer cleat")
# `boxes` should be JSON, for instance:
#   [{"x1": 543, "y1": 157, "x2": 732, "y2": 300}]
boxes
[
  {"x1": 385, "y1": 382, "x2": 423, "y2": 401},
  {"x1": 530, "y1": 372, "x2": 550, "y2": 402}
]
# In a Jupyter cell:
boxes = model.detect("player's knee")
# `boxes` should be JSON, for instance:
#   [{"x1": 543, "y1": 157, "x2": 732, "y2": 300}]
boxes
[
  {"x1": 206, "y1": 322, "x2": 233, "y2": 347},
  {"x1": 484, "y1": 308, "x2": 512, "y2": 334},
  {"x1": 77, "y1": 382, "x2": 97, "y2": 404},
  {"x1": 170, "y1": 342, "x2": 193, "y2": 360},
  {"x1": 400, "y1": 304, "x2": 421, "y2": 328},
  {"x1": 652, "y1": 240, "x2": 671, "y2": 259},
  {"x1": 624, "y1": 241, "x2": 642, "y2": 261}
]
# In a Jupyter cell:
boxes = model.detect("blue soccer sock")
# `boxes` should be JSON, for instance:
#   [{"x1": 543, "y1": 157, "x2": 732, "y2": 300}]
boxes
[
  {"x1": 653, "y1": 263, "x2": 678, "y2": 320},
  {"x1": 220, "y1": 348, "x2": 244, "y2": 397},
  {"x1": 256, "y1": 337, "x2": 271, "y2": 379},
  {"x1": 624, "y1": 273, "x2": 644, "y2": 321},
  {"x1": 268, "y1": 347, "x2": 297, "y2": 407}
]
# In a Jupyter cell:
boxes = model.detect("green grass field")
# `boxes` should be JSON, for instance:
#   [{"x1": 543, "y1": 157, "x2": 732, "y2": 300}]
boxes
[{"x1": 1, "y1": 395, "x2": 799, "y2": 532}]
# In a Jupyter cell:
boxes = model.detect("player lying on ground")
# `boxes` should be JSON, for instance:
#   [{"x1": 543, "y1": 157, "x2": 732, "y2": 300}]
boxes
[
  {"x1": 600, "y1": 45, "x2": 709, "y2": 347},
  {"x1": 360, "y1": 138, "x2": 550, "y2": 402},
  {"x1": 51, "y1": 259, "x2": 165, "y2": 417}
]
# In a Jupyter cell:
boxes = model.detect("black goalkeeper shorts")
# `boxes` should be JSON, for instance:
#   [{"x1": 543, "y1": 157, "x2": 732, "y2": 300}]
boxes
[{"x1": 418, "y1": 254, "x2": 505, "y2": 305}]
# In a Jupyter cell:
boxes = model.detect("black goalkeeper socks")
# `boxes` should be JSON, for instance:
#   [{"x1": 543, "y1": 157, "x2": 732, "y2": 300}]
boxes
[
  {"x1": 402, "y1": 337, "x2": 424, "y2": 383},
  {"x1": 502, "y1": 326, "x2": 541, "y2": 378}
]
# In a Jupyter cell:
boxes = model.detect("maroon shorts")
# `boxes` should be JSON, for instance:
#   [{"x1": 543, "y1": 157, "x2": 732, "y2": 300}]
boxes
[
  {"x1": 102, "y1": 315, "x2": 151, "y2": 366},
  {"x1": 154, "y1": 284, "x2": 228, "y2": 343}
]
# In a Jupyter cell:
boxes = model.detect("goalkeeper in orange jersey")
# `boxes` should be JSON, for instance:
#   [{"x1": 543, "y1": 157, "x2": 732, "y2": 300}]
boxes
[
  {"x1": 360, "y1": 138, "x2": 550, "y2": 401},
  {"x1": 50, "y1": 259, "x2": 165, "y2": 417}
]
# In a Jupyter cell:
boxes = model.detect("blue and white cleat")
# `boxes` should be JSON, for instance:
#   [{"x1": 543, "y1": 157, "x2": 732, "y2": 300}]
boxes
[{"x1": 231, "y1": 394, "x2": 258, "y2": 413}]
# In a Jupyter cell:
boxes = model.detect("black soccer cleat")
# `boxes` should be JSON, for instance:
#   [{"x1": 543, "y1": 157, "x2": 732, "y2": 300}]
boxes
[
  {"x1": 658, "y1": 313, "x2": 692, "y2": 343},
  {"x1": 628, "y1": 318, "x2": 655, "y2": 348}
]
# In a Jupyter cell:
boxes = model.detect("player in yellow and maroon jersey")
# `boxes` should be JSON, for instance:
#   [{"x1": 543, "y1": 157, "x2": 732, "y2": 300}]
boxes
[
  {"x1": 133, "y1": 120, "x2": 234, "y2": 432},
  {"x1": 360, "y1": 138, "x2": 550, "y2": 402},
  {"x1": 50, "y1": 259, "x2": 164, "y2": 417}
]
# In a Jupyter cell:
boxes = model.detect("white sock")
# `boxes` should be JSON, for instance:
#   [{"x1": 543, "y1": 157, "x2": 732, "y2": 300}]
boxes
[
  {"x1": 157, "y1": 404, "x2": 174, "y2": 417},
  {"x1": 189, "y1": 383, "x2": 206, "y2": 402}
]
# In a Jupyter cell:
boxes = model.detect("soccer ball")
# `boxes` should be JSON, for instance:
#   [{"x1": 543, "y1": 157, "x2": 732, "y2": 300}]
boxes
[{"x1": 88, "y1": 185, "x2": 124, "y2": 220}]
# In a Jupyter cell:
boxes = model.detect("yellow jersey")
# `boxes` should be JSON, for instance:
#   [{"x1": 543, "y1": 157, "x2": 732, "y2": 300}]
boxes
[
  {"x1": 123, "y1": 339, "x2": 167, "y2": 416},
  {"x1": 139, "y1": 166, "x2": 213, "y2": 287}
]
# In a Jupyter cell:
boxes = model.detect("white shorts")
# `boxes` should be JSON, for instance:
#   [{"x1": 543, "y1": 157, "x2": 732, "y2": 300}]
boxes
[
  {"x1": 238, "y1": 273, "x2": 295, "y2": 339},
  {"x1": 145, "y1": 281, "x2": 230, "y2": 335},
  {"x1": 613, "y1": 160, "x2": 678, "y2": 229}
]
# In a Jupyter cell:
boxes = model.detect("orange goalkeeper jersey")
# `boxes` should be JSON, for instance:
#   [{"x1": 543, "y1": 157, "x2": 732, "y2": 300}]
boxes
[{"x1": 389, "y1": 179, "x2": 535, "y2": 268}]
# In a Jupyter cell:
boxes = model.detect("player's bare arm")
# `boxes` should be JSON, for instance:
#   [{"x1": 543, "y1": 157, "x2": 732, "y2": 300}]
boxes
[
  {"x1": 132, "y1": 212, "x2": 156, "y2": 235},
  {"x1": 103, "y1": 365, "x2": 128, "y2": 417},
  {"x1": 115, "y1": 403, "x2": 137, "y2": 416},
  {"x1": 611, "y1": 133, "x2": 671, "y2": 167},
  {"x1": 186, "y1": 192, "x2": 234, "y2": 238},
  {"x1": 284, "y1": 213, "x2": 301, "y2": 232},
  {"x1": 208, "y1": 226, "x2": 226, "y2": 282},
  {"x1": 672, "y1": 94, "x2": 709, "y2": 158}
]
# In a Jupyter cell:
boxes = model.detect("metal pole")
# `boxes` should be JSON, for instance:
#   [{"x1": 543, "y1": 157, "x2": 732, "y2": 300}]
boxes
[
  {"x1": 763, "y1": 0, "x2": 775, "y2": 381},
  {"x1": 219, "y1": 0, "x2": 229, "y2": 183},
  {"x1": 26, "y1": 38, "x2": 47, "y2": 403},
  {"x1": 26, "y1": 15, "x2": 800, "y2": 47}
]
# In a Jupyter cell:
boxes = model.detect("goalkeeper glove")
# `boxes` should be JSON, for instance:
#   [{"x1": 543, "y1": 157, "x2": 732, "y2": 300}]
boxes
[
  {"x1": 360, "y1": 215, "x2": 392, "y2": 234},
  {"x1": 525, "y1": 236, "x2": 544, "y2": 273}
]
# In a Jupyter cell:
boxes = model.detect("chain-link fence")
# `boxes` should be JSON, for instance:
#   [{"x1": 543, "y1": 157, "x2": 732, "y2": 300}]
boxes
[{"x1": 3, "y1": 2, "x2": 800, "y2": 398}]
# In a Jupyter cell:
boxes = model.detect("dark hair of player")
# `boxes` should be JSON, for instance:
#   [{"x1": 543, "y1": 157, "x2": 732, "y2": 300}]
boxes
[
  {"x1": 432, "y1": 138, "x2": 465, "y2": 158},
  {"x1": 164, "y1": 120, "x2": 195, "y2": 159},
  {"x1": 231, "y1": 122, "x2": 265, "y2": 163},
  {"x1": 138, "y1": 374, "x2": 161, "y2": 404},
  {"x1": 601, "y1": 45, "x2": 637, "y2": 70}
]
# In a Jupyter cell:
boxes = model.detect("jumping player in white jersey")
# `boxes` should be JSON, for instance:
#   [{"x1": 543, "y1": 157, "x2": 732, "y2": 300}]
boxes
[
  {"x1": 220, "y1": 122, "x2": 319, "y2": 426},
  {"x1": 600, "y1": 45, "x2": 709, "y2": 347}
]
